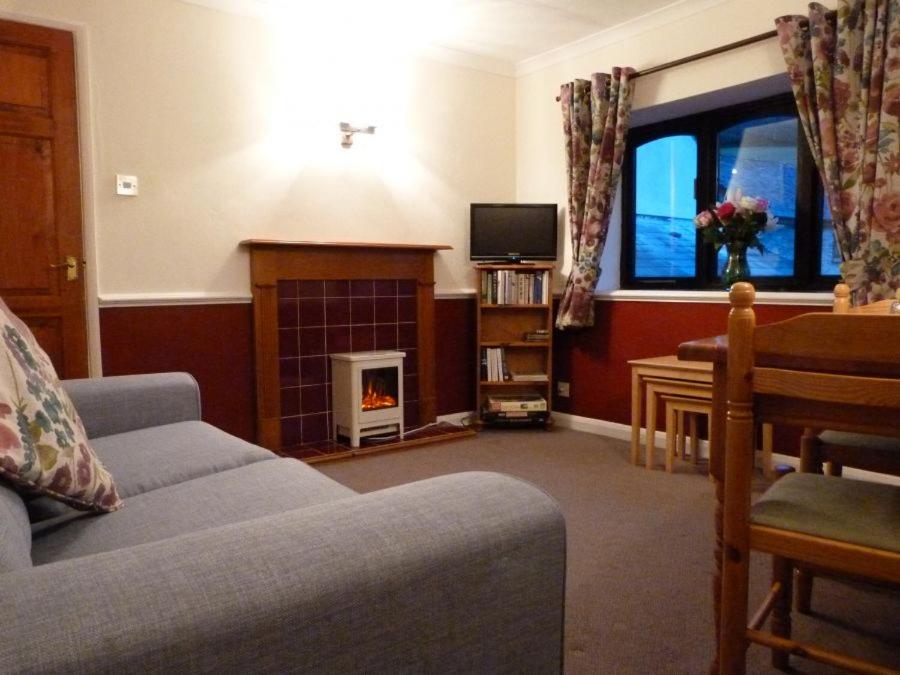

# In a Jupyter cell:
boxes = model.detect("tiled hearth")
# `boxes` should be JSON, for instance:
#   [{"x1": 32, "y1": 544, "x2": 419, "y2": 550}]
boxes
[
  {"x1": 277, "y1": 278, "x2": 419, "y2": 447},
  {"x1": 243, "y1": 240, "x2": 447, "y2": 454}
]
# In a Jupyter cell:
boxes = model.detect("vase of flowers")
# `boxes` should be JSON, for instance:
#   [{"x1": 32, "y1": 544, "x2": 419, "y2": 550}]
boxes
[
  {"x1": 694, "y1": 195, "x2": 775, "y2": 288},
  {"x1": 721, "y1": 240, "x2": 750, "y2": 287}
]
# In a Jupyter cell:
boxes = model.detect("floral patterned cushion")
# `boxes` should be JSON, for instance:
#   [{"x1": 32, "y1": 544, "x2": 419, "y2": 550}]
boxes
[{"x1": 0, "y1": 299, "x2": 122, "y2": 512}]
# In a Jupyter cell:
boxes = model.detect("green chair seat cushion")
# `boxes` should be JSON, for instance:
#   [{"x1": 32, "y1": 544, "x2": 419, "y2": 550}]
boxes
[
  {"x1": 818, "y1": 430, "x2": 900, "y2": 451},
  {"x1": 751, "y1": 473, "x2": 900, "y2": 553}
]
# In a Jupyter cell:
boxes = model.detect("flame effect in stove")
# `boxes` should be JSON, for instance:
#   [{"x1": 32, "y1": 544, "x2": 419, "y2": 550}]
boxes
[{"x1": 361, "y1": 379, "x2": 397, "y2": 411}]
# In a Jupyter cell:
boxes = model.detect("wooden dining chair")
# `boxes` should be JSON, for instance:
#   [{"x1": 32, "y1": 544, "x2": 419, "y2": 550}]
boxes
[
  {"x1": 833, "y1": 282, "x2": 899, "y2": 314},
  {"x1": 814, "y1": 283, "x2": 900, "y2": 480},
  {"x1": 790, "y1": 284, "x2": 900, "y2": 615},
  {"x1": 719, "y1": 283, "x2": 900, "y2": 674}
]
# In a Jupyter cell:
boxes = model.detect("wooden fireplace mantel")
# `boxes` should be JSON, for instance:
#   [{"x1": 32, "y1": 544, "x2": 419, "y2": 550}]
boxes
[
  {"x1": 240, "y1": 239, "x2": 451, "y2": 451},
  {"x1": 240, "y1": 239, "x2": 451, "y2": 252}
]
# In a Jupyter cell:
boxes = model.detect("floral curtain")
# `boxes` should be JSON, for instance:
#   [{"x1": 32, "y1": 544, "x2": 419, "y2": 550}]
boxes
[
  {"x1": 556, "y1": 69, "x2": 635, "y2": 329},
  {"x1": 776, "y1": 0, "x2": 900, "y2": 305}
]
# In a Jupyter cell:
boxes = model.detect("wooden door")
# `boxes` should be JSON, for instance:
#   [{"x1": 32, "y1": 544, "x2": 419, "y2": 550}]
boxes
[{"x1": 0, "y1": 18, "x2": 87, "y2": 377}]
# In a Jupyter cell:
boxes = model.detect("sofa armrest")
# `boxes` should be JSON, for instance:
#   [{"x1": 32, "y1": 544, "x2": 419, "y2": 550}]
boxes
[
  {"x1": 63, "y1": 373, "x2": 202, "y2": 438},
  {"x1": 1, "y1": 472, "x2": 565, "y2": 674}
]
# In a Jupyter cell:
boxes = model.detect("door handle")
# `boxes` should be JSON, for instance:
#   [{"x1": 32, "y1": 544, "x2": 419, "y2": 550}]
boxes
[{"x1": 49, "y1": 255, "x2": 79, "y2": 282}]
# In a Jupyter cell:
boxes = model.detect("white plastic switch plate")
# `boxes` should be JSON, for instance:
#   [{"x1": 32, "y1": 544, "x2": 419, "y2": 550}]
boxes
[
  {"x1": 116, "y1": 174, "x2": 138, "y2": 196},
  {"x1": 557, "y1": 381, "x2": 570, "y2": 398}
]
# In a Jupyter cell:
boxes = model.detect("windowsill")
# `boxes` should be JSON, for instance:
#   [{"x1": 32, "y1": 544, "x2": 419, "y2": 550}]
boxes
[
  {"x1": 439, "y1": 289, "x2": 834, "y2": 307},
  {"x1": 595, "y1": 289, "x2": 833, "y2": 306}
]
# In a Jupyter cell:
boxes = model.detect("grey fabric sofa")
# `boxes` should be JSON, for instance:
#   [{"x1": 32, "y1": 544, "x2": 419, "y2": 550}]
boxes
[{"x1": 0, "y1": 373, "x2": 566, "y2": 674}]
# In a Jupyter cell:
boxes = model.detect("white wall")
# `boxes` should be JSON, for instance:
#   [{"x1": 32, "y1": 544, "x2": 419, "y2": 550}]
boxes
[
  {"x1": 0, "y1": 0, "x2": 517, "y2": 299},
  {"x1": 515, "y1": 0, "x2": 836, "y2": 292},
  {"x1": 0, "y1": 0, "x2": 841, "y2": 303}
]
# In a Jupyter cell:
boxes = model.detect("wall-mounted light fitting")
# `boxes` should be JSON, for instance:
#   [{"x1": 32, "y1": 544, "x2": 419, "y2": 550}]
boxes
[{"x1": 340, "y1": 122, "x2": 376, "y2": 148}]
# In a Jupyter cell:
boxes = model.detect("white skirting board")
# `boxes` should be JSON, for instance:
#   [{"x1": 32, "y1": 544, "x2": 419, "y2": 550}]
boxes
[
  {"x1": 450, "y1": 409, "x2": 900, "y2": 486},
  {"x1": 552, "y1": 411, "x2": 710, "y2": 458},
  {"x1": 437, "y1": 410, "x2": 708, "y2": 455}
]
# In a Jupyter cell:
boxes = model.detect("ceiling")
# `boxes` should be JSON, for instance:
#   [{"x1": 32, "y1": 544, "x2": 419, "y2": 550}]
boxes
[
  {"x1": 182, "y1": 0, "x2": 722, "y2": 71},
  {"x1": 415, "y1": 0, "x2": 695, "y2": 64}
]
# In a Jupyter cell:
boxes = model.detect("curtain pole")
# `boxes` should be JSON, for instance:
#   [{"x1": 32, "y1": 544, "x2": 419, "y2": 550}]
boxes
[{"x1": 555, "y1": 29, "x2": 777, "y2": 101}]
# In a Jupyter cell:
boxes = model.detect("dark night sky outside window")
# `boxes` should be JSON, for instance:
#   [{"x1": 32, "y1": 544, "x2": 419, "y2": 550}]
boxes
[{"x1": 621, "y1": 95, "x2": 838, "y2": 290}]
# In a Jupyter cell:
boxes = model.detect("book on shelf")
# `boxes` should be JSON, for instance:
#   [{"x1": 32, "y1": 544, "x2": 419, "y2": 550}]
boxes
[
  {"x1": 523, "y1": 329, "x2": 550, "y2": 342},
  {"x1": 486, "y1": 394, "x2": 547, "y2": 412},
  {"x1": 510, "y1": 372, "x2": 548, "y2": 382},
  {"x1": 481, "y1": 347, "x2": 511, "y2": 382},
  {"x1": 487, "y1": 410, "x2": 529, "y2": 418},
  {"x1": 481, "y1": 409, "x2": 551, "y2": 424},
  {"x1": 480, "y1": 269, "x2": 550, "y2": 305}
]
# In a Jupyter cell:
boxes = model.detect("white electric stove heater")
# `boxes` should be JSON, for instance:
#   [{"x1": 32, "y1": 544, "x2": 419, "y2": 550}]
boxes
[{"x1": 330, "y1": 350, "x2": 405, "y2": 448}]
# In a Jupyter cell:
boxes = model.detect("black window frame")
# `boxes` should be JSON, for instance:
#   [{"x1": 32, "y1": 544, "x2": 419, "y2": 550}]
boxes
[{"x1": 620, "y1": 94, "x2": 838, "y2": 291}]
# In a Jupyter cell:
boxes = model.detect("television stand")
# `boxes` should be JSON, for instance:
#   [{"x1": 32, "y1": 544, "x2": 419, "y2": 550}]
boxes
[{"x1": 474, "y1": 262, "x2": 554, "y2": 429}]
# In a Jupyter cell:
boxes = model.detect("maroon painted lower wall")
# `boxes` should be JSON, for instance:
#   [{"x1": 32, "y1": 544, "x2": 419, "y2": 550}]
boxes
[
  {"x1": 99, "y1": 296, "x2": 818, "y2": 448},
  {"x1": 551, "y1": 299, "x2": 821, "y2": 426},
  {"x1": 100, "y1": 304, "x2": 256, "y2": 442},
  {"x1": 99, "y1": 298, "x2": 476, "y2": 444},
  {"x1": 434, "y1": 298, "x2": 477, "y2": 415}
]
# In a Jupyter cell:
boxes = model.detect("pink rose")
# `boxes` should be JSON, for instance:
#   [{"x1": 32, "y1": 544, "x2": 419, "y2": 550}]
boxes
[
  {"x1": 738, "y1": 196, "x2": 758, "y2": 211},
  {"x1": 694, "y1": 211, "x2": 714, "y2": 228}
]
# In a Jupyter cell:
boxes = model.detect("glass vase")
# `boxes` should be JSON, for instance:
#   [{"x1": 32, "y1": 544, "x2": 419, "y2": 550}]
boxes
[{"x1": 722, "y1": 241, "x2": 750, "y2": 288}]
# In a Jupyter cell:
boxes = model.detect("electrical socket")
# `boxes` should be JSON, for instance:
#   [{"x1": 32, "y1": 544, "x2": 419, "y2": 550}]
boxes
[
  {"x1": 557, "y1": 380, "x2": 570, "y2": 398},
  {"x1": 116, "y1": 174, "x2": 138, "y2": 196}
]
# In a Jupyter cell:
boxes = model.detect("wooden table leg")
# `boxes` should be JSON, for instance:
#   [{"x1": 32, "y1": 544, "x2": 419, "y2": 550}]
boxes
[
  {"x1": 646, "y1": 382, "x2": 659, "y2": 469},
  {"x1": 630, "y1": 368, "x2": 642, "y2": 464},
  {"x1": 689, "y1": 413, "x2": 699, "y2": 464},
  {"x1": 665, "y1": 399, "x2": 677, "y2": 473},
  {"x1": 710, "y1": 361, "x2": 727, "y2": 674}
]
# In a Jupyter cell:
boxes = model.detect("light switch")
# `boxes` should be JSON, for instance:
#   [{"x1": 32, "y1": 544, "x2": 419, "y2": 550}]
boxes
[{"x1": 116, "y1": 174, "x2": 138, "y2": 196}]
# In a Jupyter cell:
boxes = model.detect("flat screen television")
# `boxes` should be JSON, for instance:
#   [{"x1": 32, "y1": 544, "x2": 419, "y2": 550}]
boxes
[{"x1": 470, "y1": 203, "x2": 558, "y2": 262}]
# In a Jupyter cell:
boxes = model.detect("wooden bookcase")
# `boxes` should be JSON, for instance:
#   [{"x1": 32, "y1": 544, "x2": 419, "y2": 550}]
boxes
[{"x1": 474, "y1": 263, "x2": 554, "y2": 427}]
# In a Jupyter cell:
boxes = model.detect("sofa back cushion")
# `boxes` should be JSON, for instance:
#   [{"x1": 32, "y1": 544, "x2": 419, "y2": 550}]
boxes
[
  {"x1": 0, "y1": 298, "x2": 122, "y2": 512},
  {"x1": 0, "y1": 481, "x2": 31, "y2": 571}
]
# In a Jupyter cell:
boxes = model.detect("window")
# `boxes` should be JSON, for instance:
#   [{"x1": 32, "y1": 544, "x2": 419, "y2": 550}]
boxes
[
  {"x1": 621, "y1": 95, "x2": 838, "y2": 290},
  {"x1": 633, "y1": 135, "x2": 697, "y2": 278}
]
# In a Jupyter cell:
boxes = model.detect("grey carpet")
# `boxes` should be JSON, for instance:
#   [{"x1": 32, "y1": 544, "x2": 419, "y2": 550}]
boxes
[{"x1": 319, "y1": 428, "x2": 900, "y2": 674}]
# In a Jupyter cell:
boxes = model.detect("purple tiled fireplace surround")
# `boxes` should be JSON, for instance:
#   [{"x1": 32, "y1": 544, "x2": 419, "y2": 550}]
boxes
[{"x1": 277, "y1": 278, "x2": 419, "y2": 447}]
